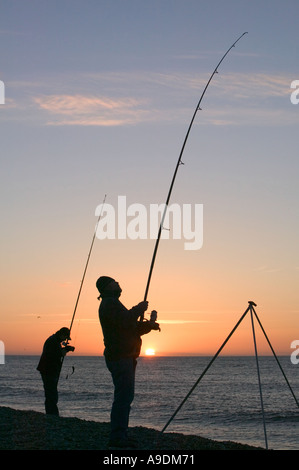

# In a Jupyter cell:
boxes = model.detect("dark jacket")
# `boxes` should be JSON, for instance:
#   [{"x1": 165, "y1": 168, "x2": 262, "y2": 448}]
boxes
[
  {"x1": 99, "y1": 295, "x2": 152, "y2": 361},
  {"x1": 37, "y1": 332, "x2": 64, "y2": 376}
]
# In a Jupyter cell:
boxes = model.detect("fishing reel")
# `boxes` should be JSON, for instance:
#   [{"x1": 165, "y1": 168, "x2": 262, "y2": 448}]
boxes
[
  {"x1": 62, "y1": 342, "x2": 75, "y2": 353},
  {"x1": 149, "y1": 310, "x2": 161, "y2": 332},
  {"x1": 150, "y1": 310, "x2": 158, "y2": 322}
]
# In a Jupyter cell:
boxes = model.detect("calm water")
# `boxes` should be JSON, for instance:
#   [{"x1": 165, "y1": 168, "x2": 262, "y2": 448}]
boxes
[{"x1": 1, "y1": 355, "x2": 298, "y2": 450}]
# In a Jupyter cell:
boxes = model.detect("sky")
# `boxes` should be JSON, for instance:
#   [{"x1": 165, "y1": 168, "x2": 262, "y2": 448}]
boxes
[{"x1": 0, "y1": 0, "x2": 298, "y2": 357}]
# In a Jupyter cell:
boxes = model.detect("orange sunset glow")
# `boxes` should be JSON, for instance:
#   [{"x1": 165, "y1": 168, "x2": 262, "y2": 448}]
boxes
[{"x1": 1, "y1": 234, "x2": 298, "y2": 359}]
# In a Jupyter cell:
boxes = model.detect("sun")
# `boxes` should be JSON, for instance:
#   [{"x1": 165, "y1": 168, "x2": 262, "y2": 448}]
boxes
[{"x1": 145, "y1": 348, "x2": 156, "y2": 356}]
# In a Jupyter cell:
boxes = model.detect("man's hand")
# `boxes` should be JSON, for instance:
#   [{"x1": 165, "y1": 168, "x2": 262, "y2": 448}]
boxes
[
  {"x1": 136, "y1": 301, "x2": 148, "y2": 312},
  {"x1": 149, "y1": 321, "x2": 160, "y2": 331}
]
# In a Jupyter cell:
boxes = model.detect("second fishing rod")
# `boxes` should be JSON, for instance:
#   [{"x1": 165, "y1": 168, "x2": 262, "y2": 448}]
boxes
[{"x1": 59, "y1": 194, "x2": 107, "y2": 379}]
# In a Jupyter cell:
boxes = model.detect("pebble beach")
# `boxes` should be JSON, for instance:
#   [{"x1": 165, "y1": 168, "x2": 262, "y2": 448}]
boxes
[{"x1": 0, "y1": 406, "x2": 263, "y2": 451}]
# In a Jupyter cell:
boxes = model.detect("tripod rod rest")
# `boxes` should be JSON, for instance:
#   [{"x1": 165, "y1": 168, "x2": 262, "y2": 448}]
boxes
[{"x1": 248, "y1": 300, "x2": 257, "y2": 307}]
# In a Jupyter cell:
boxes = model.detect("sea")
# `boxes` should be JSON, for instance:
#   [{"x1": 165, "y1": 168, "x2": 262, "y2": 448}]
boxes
[{"x1": 1, "y1": 355, "x2": 298, "y2": 450}]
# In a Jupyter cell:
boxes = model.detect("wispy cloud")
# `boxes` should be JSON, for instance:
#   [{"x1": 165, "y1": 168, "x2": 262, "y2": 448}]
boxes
[
  {"x1": 254, "y1": 265, "x2": 283, "y2": 273},
  {"x1": 212, "y1": 72, "x2": 293, "y2": 98},
  {"x1": 34, "y1": 94, "x2": 150, "y2": 126},
  {"x1": 159, "y1": 319, "x2": 210, "y2": 324},
  {"x1": 157, "y1": 311, "x2": 211, "y2": 324},
  {"x1": 4, "y1": 70, "x2": 298, "y2": 127}
]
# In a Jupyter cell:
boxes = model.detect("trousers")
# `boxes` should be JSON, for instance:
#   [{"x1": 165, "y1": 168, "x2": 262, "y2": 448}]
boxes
[
  {"x1": 105, "y1": 357, "x2": 137, "y2": 441},
  {"x1": 40, "y1": 373, "x2": 59, "y2": 415}
]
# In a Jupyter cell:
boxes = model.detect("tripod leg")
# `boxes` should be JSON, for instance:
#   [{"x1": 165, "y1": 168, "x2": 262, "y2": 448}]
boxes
[
  {"x1": 160, "y1": 305, "x2": 251, "y2": 434},
  {"x1": 250, "y1": 307, "x2": 268, "y2": 449},
  {"x1": 252, "y1": 306, "x2": 299, "y2": 409}
]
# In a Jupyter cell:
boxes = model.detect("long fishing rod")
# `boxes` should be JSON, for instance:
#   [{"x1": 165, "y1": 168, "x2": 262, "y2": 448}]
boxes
[
  {"x1": 69, "y1": 193, "x2": 107, "y2": 334},
  {"x1": 59, "y1": 194, "x2": 107, "y2": 378},
  {"x1": 142, "y1": 32, "x2": 248, "y2": 318}
]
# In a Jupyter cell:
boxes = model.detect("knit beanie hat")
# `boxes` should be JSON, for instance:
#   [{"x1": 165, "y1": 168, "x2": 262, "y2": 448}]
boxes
[{"x1": 96, "y1": 276, "x2": 115, "y2": 293}]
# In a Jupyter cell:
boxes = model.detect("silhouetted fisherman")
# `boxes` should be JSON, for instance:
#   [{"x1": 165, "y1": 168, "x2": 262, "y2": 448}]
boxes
[
  {"x1": 97, "y1": 276, "x2": 160, "y2": 449},
  {"x1": 37, "y1": 327, "x2": 75, "y2": 415}
]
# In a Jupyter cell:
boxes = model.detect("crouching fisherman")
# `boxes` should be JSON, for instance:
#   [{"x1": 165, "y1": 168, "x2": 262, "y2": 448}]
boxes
[
  {"x1": 96, "y1": 276, "x2": 160, "y2": 449},
  {"x1": 37, "y1": 327, "x2": 75, "y2": 416}
]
